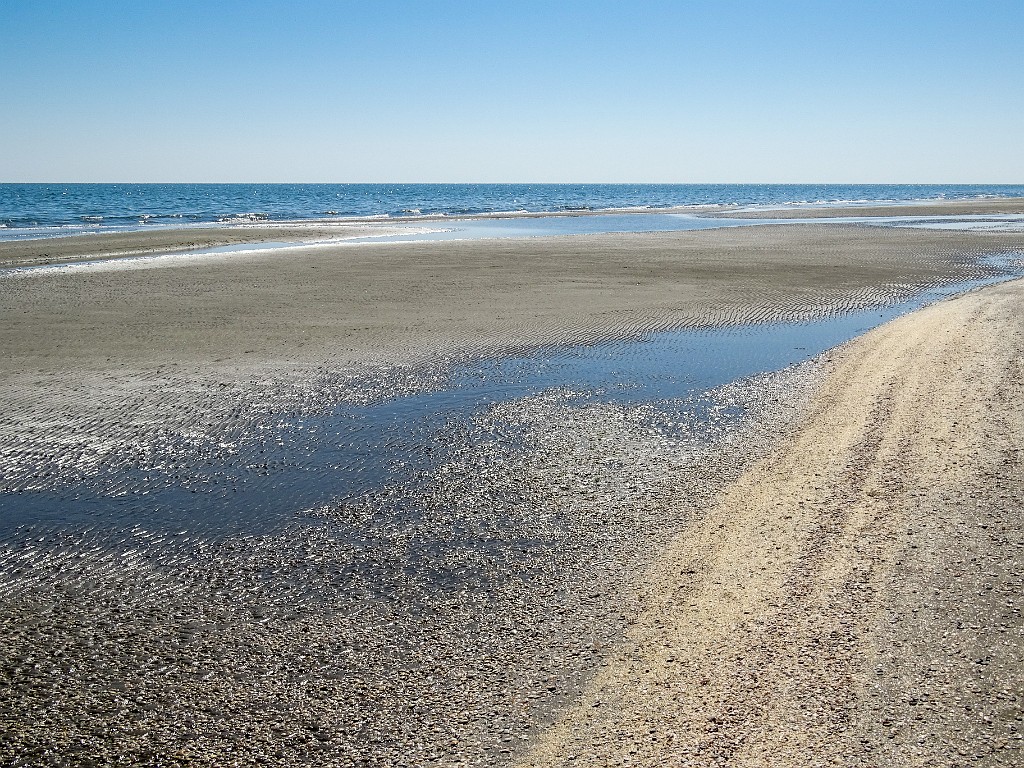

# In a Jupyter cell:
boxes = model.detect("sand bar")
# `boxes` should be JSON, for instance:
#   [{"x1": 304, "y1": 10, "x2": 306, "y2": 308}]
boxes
[
  {"x1": 0, "y1": 221, "x2": 416, "y2": 269},
  {"x1": 714, "y1": 196, "x2": 1024, "y2": 219},
  {"x1": 3, "y1": 223, "x2": 1023, "y2": 374}
]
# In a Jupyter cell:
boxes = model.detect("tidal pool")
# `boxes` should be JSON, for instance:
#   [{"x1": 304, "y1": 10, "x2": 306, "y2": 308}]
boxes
[{"x1": 1, "y1": 266, "x2": 1018, "y2": 541}]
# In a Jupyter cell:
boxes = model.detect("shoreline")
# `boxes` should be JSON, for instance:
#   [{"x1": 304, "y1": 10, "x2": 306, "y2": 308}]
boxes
[{"x1": 2, "y1": 196, "x2": 1024, "y2": 269}]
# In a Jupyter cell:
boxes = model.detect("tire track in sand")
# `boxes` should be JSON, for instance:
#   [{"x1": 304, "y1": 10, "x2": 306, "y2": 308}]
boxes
[{"x1": 519, "y1": 279, "x2": 1024, "y2": 767}]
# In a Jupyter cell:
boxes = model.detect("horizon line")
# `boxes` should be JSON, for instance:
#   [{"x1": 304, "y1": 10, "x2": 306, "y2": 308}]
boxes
[{"x1": 3, "y1": 181, "x2": 1023, "y2": 186}]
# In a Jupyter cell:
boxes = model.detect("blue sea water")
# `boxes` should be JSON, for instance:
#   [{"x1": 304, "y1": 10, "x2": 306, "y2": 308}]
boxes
[{"x1": 1, "y1": 183, "x2": 1023, "y2": 235}]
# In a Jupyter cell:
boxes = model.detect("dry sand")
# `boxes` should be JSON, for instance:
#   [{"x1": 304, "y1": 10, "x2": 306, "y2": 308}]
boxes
[{"x1": 520, "y1": 280, "x2": 1024, "y2": 767}]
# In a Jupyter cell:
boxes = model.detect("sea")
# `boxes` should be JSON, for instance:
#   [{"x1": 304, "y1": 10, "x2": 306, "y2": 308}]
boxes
[{"x1": 1, "y1": 183, "x2": 1023, "y2": 238}]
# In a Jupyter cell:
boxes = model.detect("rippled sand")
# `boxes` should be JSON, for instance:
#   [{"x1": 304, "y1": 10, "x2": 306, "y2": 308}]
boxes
[
  {"x1": 3, "y1": 223, "x2": 1022, "y2": 371},
  {"x1": 1, "y1": 222, "x2": 1023, "y2": 766}
]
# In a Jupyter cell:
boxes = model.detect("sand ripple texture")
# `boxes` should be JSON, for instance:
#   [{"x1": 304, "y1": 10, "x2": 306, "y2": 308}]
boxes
[
  {"x1": 2, "y1": 225, "x2": 1022, "y2": 372},
  {"x1": 0, "y1": 226, "x2": 1022, "y2": 766},
  {"x1": 0, "y1": 356, "x2": 819, "y2": 766}
]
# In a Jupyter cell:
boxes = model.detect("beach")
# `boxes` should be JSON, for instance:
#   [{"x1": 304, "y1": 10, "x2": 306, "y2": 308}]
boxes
[
  {"x1": 521, "y1": 279, "x2": 1024, "y2": 766},
  {"x1": 1, "y1": 208, "x2": 1023, "y2": 765},
  {"x1": 4, "y1": 220, "x2": 1024, "y2": 371}
]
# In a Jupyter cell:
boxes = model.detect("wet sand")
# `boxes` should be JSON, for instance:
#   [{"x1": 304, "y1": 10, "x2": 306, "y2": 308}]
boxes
[
  {"x1": 4, "y1": 223, "x2": 1024, "y2": 373},
  {"x1": 1, "y1": 221, "x2": 1023, "y2": 765},
  {"x1": 0, "y1": 221, "x2": 413, "y2": 269},
  {"x1": 713, "y1": 196, "x2": 1024, "y2": 219},
  {"x1": 3, "y1": 196, "x2": 1022, "y2": 271}
]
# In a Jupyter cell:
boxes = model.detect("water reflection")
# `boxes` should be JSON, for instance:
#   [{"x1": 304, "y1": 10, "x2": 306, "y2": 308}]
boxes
[{"x1": 2, "y1": 269, "x2": 1016, "y2": 540}]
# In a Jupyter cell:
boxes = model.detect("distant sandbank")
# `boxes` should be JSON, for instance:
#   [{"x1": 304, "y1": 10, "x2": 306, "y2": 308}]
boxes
[
  {"x1": 3, "y1": 196, "x2": 1023, "y2": 270},
  {"x1": 711, "y1": 195, "x2": 1024, "y2": 219}
]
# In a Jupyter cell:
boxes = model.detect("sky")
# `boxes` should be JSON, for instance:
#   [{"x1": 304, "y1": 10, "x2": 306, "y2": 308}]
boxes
[{"x1": 1, "y1": 0, "x2": 1022, "y2": 183}]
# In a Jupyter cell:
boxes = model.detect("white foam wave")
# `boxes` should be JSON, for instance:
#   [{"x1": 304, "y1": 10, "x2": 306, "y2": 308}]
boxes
[{"x1": 216, "y1": 213, "x2": 269, "y2": 223}]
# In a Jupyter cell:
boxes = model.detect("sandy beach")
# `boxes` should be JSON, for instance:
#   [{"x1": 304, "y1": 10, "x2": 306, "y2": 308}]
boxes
[
  {"x1": 3, "y1": 222, "x2": 1024, "y2": 372},
  {"x1": 521, "y1": 279, "x2": 1024, "y2": 767},
  {"x1": 1, "y1": 215, "x2": 1022, "y2": 765},
  {"x1": 3, "y1": 196, "x2": 1023, "y2": 271},
  {"x1": 6, "y1": 0, "x2": 1023, "y2": 758}
]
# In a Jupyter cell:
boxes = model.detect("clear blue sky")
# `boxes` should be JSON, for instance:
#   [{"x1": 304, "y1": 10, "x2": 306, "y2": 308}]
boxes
[{"x1": 1, "y1": 0, "x2": 1021, "y2": 182}]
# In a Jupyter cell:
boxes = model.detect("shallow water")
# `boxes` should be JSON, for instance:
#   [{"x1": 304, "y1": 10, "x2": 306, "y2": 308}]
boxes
[
  {"x1": 343, "y1": 213, "x2": 773, "y2": 243},
  {"x1": 8, "y1": 213, "x2": 1024, "y2": 281},
  {"x1": 353, "y1": 212, "x2": 1024, "y2": 243},
  {"x1": 1, "y1": 268, "x2": 1017, "y2": 541},
  {"x1": 156, "y1": 212, "x2": 1024, "y2": 257}
]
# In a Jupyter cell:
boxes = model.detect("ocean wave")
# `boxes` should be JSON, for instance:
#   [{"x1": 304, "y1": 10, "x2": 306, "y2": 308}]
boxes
[
  {"x1": 216, "y1": 213, "x2": 269, "y2": 223},
  {"x1": 1, "y1": 184, "x2": 1022, "y2": 231}
]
